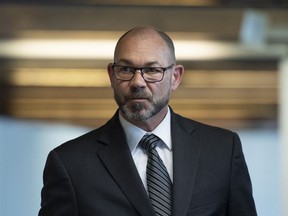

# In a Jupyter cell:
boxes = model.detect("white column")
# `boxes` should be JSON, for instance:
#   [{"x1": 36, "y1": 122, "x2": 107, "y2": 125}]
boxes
[{"x1": 279, "y1": 57, "x2": 288, "y2": 216}]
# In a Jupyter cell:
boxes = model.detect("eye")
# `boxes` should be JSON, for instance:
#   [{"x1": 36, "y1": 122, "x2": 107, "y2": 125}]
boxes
[
  {"x1": 145, "y1": 67, "x2": 163, "y2": 73},
  {"x1": 118, "y1": 66, "x2": 133, "y2": 73}
]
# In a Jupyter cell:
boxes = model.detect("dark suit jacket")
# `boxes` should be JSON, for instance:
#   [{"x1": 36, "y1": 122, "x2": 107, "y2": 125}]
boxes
[{"x1": 39, "y1": 109, "x2": 257, "y2": 216}]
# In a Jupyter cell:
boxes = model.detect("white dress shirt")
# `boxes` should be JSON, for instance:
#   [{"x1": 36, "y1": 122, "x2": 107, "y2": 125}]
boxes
[{"x1": 119, "y1": 109, "x2": 173, "y2": 190}]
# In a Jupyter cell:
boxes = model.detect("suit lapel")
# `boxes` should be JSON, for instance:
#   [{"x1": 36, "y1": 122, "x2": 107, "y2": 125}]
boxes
[
  {"x1": 171, "y1": 113, "x2": 202, "y2": 216},
  {"x1": 97, "y1": 113, "x2": 155, "y2": 216}
]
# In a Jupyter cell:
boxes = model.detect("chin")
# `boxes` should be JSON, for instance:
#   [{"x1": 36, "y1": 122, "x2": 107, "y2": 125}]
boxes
[{"x1": 121, "y1": 107, "x2": 151, "y2": 121}]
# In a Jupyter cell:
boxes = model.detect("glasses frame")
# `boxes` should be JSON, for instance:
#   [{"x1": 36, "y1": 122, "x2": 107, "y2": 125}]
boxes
[{"x1": 111, "y1": 63, "x2": 174, "y2": 83}]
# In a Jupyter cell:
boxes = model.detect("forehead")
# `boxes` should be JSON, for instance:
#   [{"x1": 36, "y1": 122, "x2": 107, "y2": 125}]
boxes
[{"x1": 114, "y1": 29, "x2": 170, "y2": 64}]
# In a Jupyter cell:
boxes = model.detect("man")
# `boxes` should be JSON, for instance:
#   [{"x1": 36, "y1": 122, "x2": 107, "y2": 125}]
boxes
[{"x1": 39, "y1": 26, "x2": 257, "y2": 216}]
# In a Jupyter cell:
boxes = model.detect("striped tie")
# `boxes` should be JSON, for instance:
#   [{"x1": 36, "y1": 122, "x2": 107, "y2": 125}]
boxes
[{"x1": 139, "y1": 133, "x2": 172, "y2": 216}]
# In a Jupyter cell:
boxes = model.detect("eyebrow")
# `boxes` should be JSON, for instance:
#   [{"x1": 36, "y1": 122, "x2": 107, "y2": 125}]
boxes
[{"x1": 116, "y1": 59, "x2": 160, "y2": 67}]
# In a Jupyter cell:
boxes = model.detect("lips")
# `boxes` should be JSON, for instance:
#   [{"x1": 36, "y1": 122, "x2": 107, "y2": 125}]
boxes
[
  {"x1": 127, "y1": 95, "x2": 149, "y2": 100},
  {"x1": 130, "y1": 98, "x2": 148, "y2": 101},
  {"x1": 125, "y1": 91, "x2": 150, "y2": 101}
]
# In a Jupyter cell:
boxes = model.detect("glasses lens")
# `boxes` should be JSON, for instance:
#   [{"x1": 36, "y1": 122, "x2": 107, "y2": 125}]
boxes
[
  {"x1": 112, "y1": 65, "x2": 169, "y2": 82},
  {"x1": 113, "y1": 66, "x2": 134, "y2": 80},
  {"x1": 142, "y1": 67, "x2": 164, "y2": 82}
]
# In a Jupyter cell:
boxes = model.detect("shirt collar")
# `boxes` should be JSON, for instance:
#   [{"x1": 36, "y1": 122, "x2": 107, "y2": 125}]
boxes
[{"x1": 119, "y1": 108, "x2": 172, "y2": 153}]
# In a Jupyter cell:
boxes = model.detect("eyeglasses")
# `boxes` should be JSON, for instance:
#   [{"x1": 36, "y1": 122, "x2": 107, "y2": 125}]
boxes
[{"x1": 111, "y1": 63, "x2": 174, "y2": 83}]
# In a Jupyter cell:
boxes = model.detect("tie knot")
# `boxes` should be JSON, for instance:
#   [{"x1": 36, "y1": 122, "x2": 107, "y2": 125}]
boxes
[{"x1": 139, "y1": 133, "x2": 160, "y2": 152}]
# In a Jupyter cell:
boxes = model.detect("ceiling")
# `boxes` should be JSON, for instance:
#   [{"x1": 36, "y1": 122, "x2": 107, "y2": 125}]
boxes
[
  {"x1": 0, "y1": 0, "x2": 287, "y2": 6},
  {"x1": 0, "y1": 2, "x2": 287, "y2": 129}
]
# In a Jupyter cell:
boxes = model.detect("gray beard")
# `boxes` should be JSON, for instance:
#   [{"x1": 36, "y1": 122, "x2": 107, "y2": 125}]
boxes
[
  {"x1": 115, "y1": 89, "x2": 171, "y2": 121},
  {"x1": 120, "y1": 97, "x2": 168, "y2": 121}
]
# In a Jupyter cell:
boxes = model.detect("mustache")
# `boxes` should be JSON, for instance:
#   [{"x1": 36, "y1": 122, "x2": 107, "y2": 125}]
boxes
[{"x1": 126, "y1": 88, "x2": 151, "y2": 100}]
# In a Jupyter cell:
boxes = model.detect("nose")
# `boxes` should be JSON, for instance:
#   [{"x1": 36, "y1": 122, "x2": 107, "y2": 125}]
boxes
[{"x1": 130, "y1": 70, "x2": 147, "y2": 87}]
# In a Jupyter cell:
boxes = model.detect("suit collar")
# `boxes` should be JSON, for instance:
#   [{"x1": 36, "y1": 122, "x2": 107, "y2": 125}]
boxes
[
  {"x1": 97, "y1": 111, "x2": 155, "y2": 216},
  {"x1": 170, "y1": 110, "x2": 202, "y2": 216}
]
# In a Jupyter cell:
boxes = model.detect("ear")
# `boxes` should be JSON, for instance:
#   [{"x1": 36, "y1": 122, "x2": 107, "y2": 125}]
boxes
[
  {"x1": 107, "y1": 63, "x2": 115, "y2": 87},
  {"x1": 171, "y1": 64, "x2": 184, "y2": 91}
]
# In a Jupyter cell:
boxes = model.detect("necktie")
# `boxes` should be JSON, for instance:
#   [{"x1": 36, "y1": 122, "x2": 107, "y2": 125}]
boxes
[{"x1": 139, "y1": 133, "x2": 172, "y2": 216}]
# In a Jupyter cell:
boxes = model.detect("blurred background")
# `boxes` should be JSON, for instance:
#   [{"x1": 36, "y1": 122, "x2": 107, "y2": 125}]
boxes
[{"x1": 0, "y1": 0, "x2": 287, "y2": 215}]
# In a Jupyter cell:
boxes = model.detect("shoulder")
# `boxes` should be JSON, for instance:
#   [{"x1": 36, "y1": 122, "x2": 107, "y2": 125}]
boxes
[
  {"x1": 172, "y1": 112, "x2": 243, "y2": 163},
  {"x1": 53, "y1": 113, "x2": 120, "y2": 157},
  {"x1": 51, "y1": 126, "x2": 102, "y2": 158},
  {"x1": 173, "y1": 112, "x2": 235, "y2": 135},
  {"x1": 171, "y1": 111, "x2": 240, "y2": 145}
]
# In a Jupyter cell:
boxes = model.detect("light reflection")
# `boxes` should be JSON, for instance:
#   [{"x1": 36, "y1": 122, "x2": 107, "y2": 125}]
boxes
[
  {"x1": 0, "y1": 38, "x2": 286, "y2": 60},
  {"x1": 10, "y1": 68, "x2": 110, "y2": 87},
  {"x1": 0, "y1": 39, "x2": 116, "y2": 59}
]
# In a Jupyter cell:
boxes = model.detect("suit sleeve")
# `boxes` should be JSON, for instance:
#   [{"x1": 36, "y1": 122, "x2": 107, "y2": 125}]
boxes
[
  {"x1": 39, "y1": 150, "x2": 78, "y2": 216},
  {"x1": 227, "y1": 133, "x2": 257, "y2": 215}
]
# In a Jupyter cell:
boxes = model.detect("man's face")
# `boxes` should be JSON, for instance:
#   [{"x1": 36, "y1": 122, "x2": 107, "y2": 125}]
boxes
[{"x1": 108, "y1": 30, "x2": 176, "y2": 122}]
